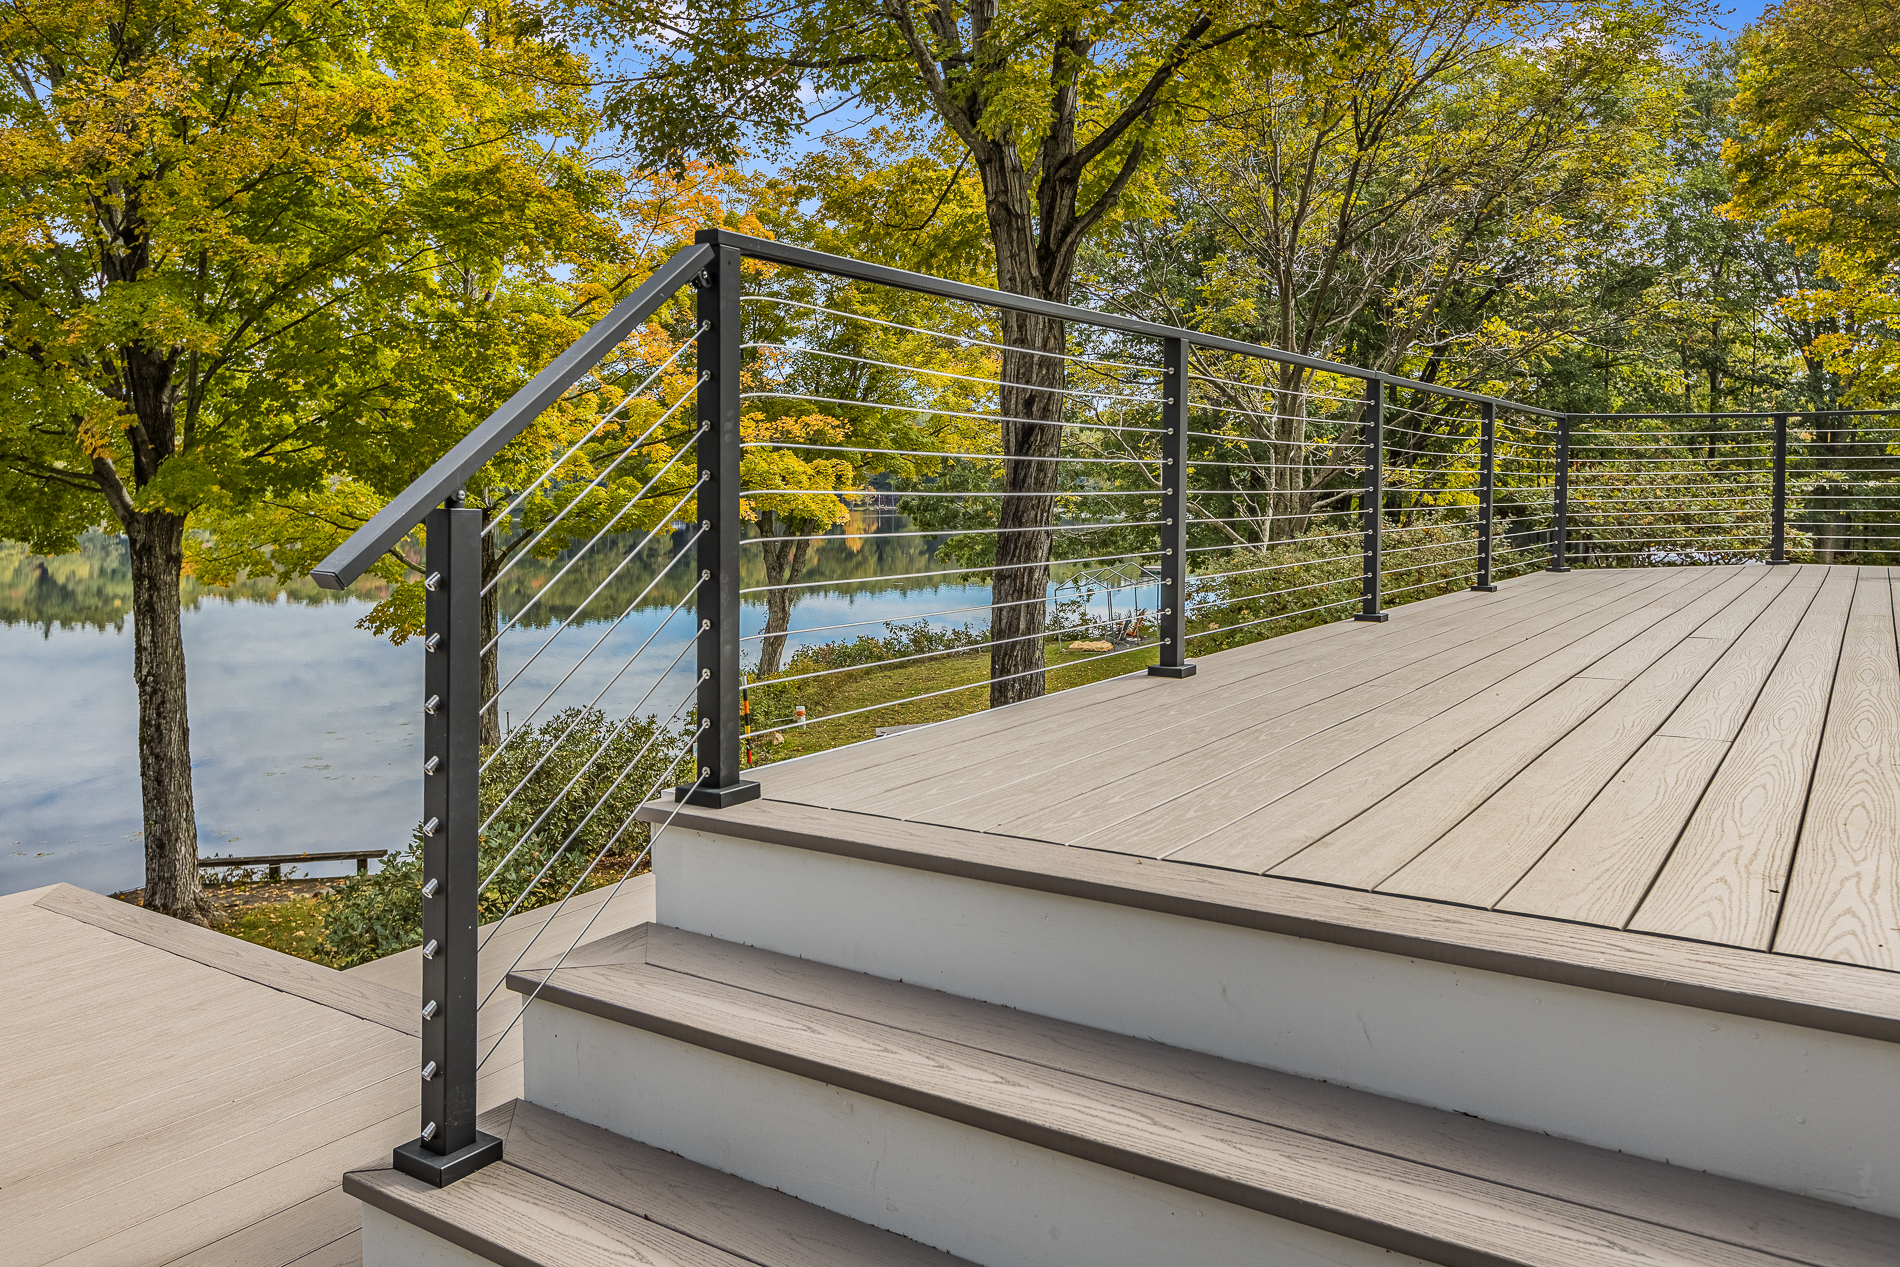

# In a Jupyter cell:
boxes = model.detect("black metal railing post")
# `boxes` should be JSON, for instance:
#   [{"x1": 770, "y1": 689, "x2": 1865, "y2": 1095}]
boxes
[
  {"x1": 1548, "y1": 413, "x2": 1572, "y2": 573},
  {"x1": 1771, "y1": 412, "x2": 1790, "y2": 564},
  {"x1": 1150, "y1": 336, "x2": 1197, "y2": 677},
  {"x1": 1472, "y1": 401, "x2": 1498, "y2": 592},
  {"x1": 393, "y1": 498, "x2": 502, "y2": 1188},
  {"x1": 681, "y1": 235, "x2": 761, "y2": 808},
  {"x1": 1356, "y1": 378, "x2": 1389, "y2": 622}
]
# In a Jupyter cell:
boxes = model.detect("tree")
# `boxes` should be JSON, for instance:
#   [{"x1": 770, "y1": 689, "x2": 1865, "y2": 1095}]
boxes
[
  {"x1": 0, "y1": 0, "x2": 618, "y2": 919},
  {"x1": 1085, "y1": 0, "x2": 1679, "y2": 543},
  {"x1": 611, "y1": 0, "x2": 1342, "y2": 704}
]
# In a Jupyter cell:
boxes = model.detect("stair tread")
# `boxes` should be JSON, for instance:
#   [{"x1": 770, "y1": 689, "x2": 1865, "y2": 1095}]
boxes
[
  {"x1": 512, "y1": 923, "x2": 1900, "y2": 1267},
  {"x1": 344, "y1": 1097, "x2": 973, "y2": 1267}
]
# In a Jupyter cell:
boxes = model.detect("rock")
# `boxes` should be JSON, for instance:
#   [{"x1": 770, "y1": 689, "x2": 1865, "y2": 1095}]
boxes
[
  {"x1": 768, "y1": 731, "x2": 786, "y2": 745},
  {"x1": 1068, "y1": 640, "x2": 1114, "y2": 652}
]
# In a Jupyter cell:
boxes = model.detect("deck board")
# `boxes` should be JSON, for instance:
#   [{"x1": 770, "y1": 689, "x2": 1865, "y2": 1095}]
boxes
[
  {"x1": 1775, "y1": 569, "x2": 1900, "y2": 968},
  {"x1": 3, "y1": 876, "x2": 654, "y2": 1266},
  {"x1": 733, "y1": 564, "x2": 1900, "y2": 976},
  {"x1": 1629, "y1": 567, "x2": 1858, "y2": 947}
]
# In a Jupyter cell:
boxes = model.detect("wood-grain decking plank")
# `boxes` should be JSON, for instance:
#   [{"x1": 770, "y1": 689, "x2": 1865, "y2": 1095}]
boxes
[
  {"x1": 1627, "y1": 567, "x2": 1859, "y2": 948},
  {"x1": 770, "y1": 572, "x2": 1570, "y2": 818},
  {"x1": 1369, "y1": 568, "x2": 1785, "y2": 907},
  {"x1": 1268, "y1": 676, "x2": 1629, "y2": 889},
  {"x1": 9, "y1": 1020, "x2": 412, "y2": 1251},
  {"x1": 634, "y1": 924, "x2": 1900, "y2": 1265},
  {"x1": 32, "y1": 884, "x2": 418, "y2": 1034},
  {"x1": 906, "y1": 571, "x2": 1666, "y2": 836},
  {"x1": 1162, "y1": 567, "x2": 1751, "y2": 873},
  {"x1": 516, "y1": 939, "x2": 1880, "y2": 1267},
  {"x1": 1291, "y1": 570, "x2": 1816, "y2": 891},
  {"x1": 1773, "y1": 569, "x2": 1900, "y2": 968},
  {"x1": 160, "y1": 1185, "x2": 362, "y2": 1267},
  {"x1": 1043, "y1": 569, "x2": 1711, "y2": 857},
  {"x1": 1497, "y1": 573, "x2": 1829, "y2": 927}
]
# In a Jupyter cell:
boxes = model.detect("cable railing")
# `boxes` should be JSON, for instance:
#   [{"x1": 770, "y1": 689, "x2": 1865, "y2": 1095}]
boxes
[{"x1": 308, "y1": 228, "x2": 1584, "y2": 1188}]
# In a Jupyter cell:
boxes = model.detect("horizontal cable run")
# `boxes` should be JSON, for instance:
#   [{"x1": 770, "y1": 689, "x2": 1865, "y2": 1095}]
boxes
[
  {"x1": 740, "y1": 582, "x2": 1155, "y2": 644},
  {"x1": 742, "y1": 519, "x2": 1165, "y2": 545},
  {"x1": 1188, "y1": 571, "x2": 1358, "y2": 606},
  {"x1": 740, "y1": 548, "x2": 1162, "y2": 595},
  {"x1": 1185, "y1": 527, "x2": 1366, "y2": 557},
  {"x1": 744, "y1": 341, "x2": 1164, "y2": 407},
  {"x1": 766, "y1": 640, "x2": 1163, "y2": 733},
  {"x1": 754, "y1": 611, "x2": 1154, "y2": 689},
  {"x1": 740, "y1": 441, "x2": 1158, "y2": 465},
  {"x1": 742, "y1": 296, "x2": 1164, "y2": 374},
  {"x1": 741, "y1": 487, "x2": 1162, "y2": 498},
  {"x1": 742, "y1": 390, "x2": 1171, "y2": 435},
  {"x1": 1184, "y1": 594, "x2": 1361, "y2": 638}
]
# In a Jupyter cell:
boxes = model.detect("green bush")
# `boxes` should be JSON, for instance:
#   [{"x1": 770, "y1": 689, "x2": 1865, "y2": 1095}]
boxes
[{"x1": 317, "y1": 706, "x2": 694, "y2": 968}]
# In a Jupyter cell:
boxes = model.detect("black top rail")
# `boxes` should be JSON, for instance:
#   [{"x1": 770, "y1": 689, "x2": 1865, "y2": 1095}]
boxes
[
  {"x1": 311, "y1": 229, "x2": 1558, "y2": 591},
  {"x1": 1572, "y1": 409, "x2": 1900, "y2": 420}
]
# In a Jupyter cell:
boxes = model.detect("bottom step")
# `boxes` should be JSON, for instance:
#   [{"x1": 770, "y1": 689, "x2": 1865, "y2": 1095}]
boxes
[{"x1": 345, "y1": 1099, "x2": 970, "y2": 1267}]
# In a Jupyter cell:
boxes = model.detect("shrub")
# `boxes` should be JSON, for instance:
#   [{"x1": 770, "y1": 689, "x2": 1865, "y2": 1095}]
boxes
[{"x1": 316, "y1": 706, "x2": 694, "y2": 968}]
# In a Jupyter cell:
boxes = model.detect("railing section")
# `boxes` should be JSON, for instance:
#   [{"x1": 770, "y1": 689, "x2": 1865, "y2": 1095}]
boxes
[{"x1": 310, "y1": 228, "x2": 1564, "y2": 1185}]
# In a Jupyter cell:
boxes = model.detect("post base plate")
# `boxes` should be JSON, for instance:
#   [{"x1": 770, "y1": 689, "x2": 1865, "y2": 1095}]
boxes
[
  {"x1": 1353, "y1": 612, "x2": 1391, "y2": 623},
  {"x1": 1147, "y1": 663, "x2": 1198, "y2": 678},
  {"x1": 1546, "y1": 566, "x2": 1572, "y2": 573},
  {"x1": 392, "y1": 1131, "x2": 502, "y2": 1188},
  {"x1": 674, "y1": 781, "x2": 764, "y2": 809},
  {"x1": 1469, "y1": 584, "x2": 1499, "y2": 592}
]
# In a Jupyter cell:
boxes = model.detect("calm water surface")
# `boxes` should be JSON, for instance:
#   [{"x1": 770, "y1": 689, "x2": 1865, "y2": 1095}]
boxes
[{"x1": 0, "y1": 530, "x2": 1015, "y2": 896}]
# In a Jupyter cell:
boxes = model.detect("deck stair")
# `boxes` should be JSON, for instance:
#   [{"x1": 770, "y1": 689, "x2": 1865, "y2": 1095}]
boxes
[{"x1": 350, "y1": 914, "x2": 1900, "y2": 1267}]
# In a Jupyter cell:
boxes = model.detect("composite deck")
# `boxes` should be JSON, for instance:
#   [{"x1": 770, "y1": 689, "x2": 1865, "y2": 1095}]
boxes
[
  {"x1": 752, "y1": 563, "x2": 1900, "y2": 972},
  {"x1": 1, "y1": 877, "x2": 652, "y2": 1266}
]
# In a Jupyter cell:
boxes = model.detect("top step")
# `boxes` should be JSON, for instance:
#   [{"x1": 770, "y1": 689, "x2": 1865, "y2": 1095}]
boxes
[{"x1": 634, "y1": 802, "x2": 1900, "y2": 1217}]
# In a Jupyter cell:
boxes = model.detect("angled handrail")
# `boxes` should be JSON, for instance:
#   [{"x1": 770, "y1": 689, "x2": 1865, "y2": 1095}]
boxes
[{"x1": 312, "y1": 242, "x2": 715, "y2": 590}]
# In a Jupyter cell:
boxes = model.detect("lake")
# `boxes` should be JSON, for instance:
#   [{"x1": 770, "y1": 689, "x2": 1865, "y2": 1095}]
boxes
[{"x1": 1, "y1": 527, "x2": 1152, "y2": 896}]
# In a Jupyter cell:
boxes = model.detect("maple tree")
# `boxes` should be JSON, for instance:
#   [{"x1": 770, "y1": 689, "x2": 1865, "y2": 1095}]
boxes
[{"x1": 0, "y1": 0, "x2": 634, "y2": 918}]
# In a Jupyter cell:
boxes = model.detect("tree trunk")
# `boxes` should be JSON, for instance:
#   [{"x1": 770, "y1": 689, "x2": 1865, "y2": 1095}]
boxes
[
  {"x1": 757, "y1": 512, "x2": 814, "y2": 676},
  {"x1": 123, "y1": 510, "x2": 212, "y2": 923},
  {"x1": 989, "y1": 308, "x2": 1067, "y2": 708}
]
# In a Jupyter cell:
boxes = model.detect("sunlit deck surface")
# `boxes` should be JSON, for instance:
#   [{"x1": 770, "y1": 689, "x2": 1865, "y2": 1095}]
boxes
[
  {"x1": 1, "y1": 878, "x2": 652, "y2": 1266},
  {"x1": 752, "y1": 564, "x2": 1900, "y2": 973}
]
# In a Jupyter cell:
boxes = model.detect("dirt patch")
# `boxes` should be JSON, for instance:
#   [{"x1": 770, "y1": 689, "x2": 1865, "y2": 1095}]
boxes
[{"x1": 111, "y1": 878, "x2": 339, "y2": 923}]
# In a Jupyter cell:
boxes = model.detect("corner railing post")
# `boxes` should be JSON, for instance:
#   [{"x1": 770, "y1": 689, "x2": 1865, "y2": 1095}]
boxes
[
  {"x1": 1149, "y1": 336, "x2": 1197, "y2": 677},
  {"x1": 1356, "y1": 378, "x2": 1389, "y2": 622},
  {"x1": 1547, "y1": 412, "x2": 1572, "y2": 573},
  {"x1": 681, "y1": 234, "x2": 760, "y2": 808},
  {"x1": 1472, "y1": 401, "x2": 1498, "y2": 592},
  {"x1": 393, "y1": 497, "x2": 501, "y2": 1188},
  {"x1": 1771, "y1": 412, "x2": 1789, "y2": 564}
]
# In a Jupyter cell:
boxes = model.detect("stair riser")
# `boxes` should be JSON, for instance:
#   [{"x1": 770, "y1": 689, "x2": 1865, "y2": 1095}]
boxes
[
  {"x1": 658, "y1": 828, "x2": 1900, "y2": 1216},
  {"x1": 523, "y1": 1001, "x2": 1437, "y2": 1267},
  {"x1": 362, "y1": 1205, "x2": 493, "y2": 1267}
]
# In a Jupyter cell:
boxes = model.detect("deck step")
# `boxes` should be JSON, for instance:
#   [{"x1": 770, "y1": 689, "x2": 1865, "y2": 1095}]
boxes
[
  {"x1": 508, "y1": 924, "x2": 1900, "y2": 1267},
  {"x1": 640, "y1": 806, "x2": 1900, "y2": 1213},
  {"x1": 344, "y1": 1098, "x2": 971, "y2": 1267}
]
